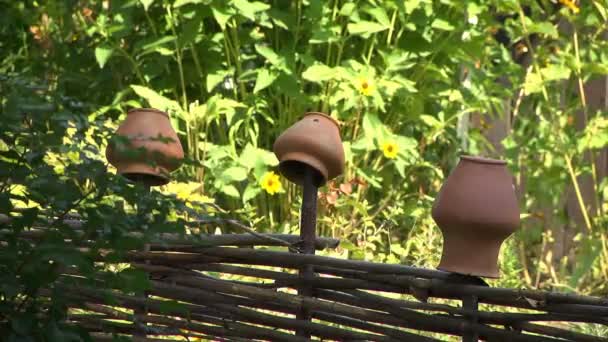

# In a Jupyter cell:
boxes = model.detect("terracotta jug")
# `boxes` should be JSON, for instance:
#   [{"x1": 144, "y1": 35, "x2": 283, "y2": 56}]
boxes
[
  {"x1": 273, "y1": 112, "x2": 345, "y2": 186},
  {"x1": 106, "y1": 108, "x2": 184, "y2": 186},
  {"x1": 431, "y1": 155, "x2": 520, "y2": 278}
]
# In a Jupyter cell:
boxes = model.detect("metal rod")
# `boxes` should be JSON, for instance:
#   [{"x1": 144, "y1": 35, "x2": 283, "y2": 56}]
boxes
[
  {"x1": 463, "y1": 294, "x2": 479, "y2": 342},
  {"x1": 296, "y1": 166, "x2": 318, "y2": 338}
]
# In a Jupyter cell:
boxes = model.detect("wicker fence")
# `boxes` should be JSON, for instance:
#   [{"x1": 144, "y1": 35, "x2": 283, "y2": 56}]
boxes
[{"x1": 13, "y1": 213, "x2": 606, "y2": 341}]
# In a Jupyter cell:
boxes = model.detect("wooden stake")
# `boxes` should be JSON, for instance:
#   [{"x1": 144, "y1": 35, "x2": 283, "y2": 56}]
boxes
[{"x1": 296, "y1": 166, "x2": 318, "y2": 338}]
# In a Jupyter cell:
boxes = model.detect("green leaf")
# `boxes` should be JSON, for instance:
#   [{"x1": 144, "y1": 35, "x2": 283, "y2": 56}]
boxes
[
  {"x1": 94, "y1": 45, "x2": 113, "y2": 69},
  {"x1": 523, "y1": 71, "x2": 543, "y2": 94},
  {"x1": 528, "y1": 21, "x2": 558, "y2": 38},
  {"x1": 347, "y1": 21, "x2": 388, "y2": 35},
  {"x1": 179, "y1": 17, "x2": 202, "y2": 47},
  {"x1": 139, "y1": 0, "x2": 154, "y2": 11},
  {"x1": 268, "y1": 8, "x2": 292, "y2": 30},
  {"x1": 542, "y1": 64, "x2": 571, "y2": 81},
  {"x1": 242, "y1": 184, "x2": 261, "y2": 203},
  {"x1": 232, "y1": 0, "x2": 270, "y2": 21},
  {"x1": 254, "y1": 68, "x2": 279, "y2": 93},
  {"x1": 404, "y1": 0, "x2": 421, "y2": 14},
  {"x1": 11, "y1": 315, "x2": 35, "y2": 335},
  {"x1": 310, "y1": 25, "x2": 341, "y2": 44},
  {"x1": 131, "y1": 85, "x2": 181, "y2": 113},
  {"x1": 141, "y1": 36, "x2": 176, "y2": 53},
  {"x1": 524, "y1": 64, "x2": 571, "y2": 94},
  {"x1": 158, "y1": 300, "x2": 189, "y2": 314},
  {"x1": 568, "y1": 237, "x2": 601, "y2": 289},
  {"x1": 0, "y1": 192, "x2": 12, "y2": 213},
  {"x1": 207, "y1": 68, "x2": 233, "y2": 92},
  {"x1": 431, "y1": 18, "x2": 455, "y2": 31},
  {"x1": 222, "y1": 185, "x2": 240, "y2": 198},
  {"x1": 255, "y1": 45, "x2": 284, "y2": 69},
  {"x1": 173, "y1": 0, "x2": 202, "y2": 7},
  {"x1": 301, "y1": 63, "x2": 337, "y2": 82},
  {"x1": 578, "y1": 117, "x2": 608, "y2": 151},
  {"x1": 362, "y1": 112, "x2": 384, "y2": 139},
  {"x1": 118, "y1": 268, "x2": 151, "y2": 293},
  {"x1": 586, "y1": 62, "x2": 608, "y2": 75},
  {"x1": 222, "y1": 166, "x2": 248, "y2": 182},
  {"x1": 212, "y1": 5, "x2": 233, "y2": 30},
  {"x1": 394, "y1": 158, "x2": 406, "y2": 177},
  {"x1": 238, "y1": 144, "x2": 278, "y2": 178},
  {"x1": 365, "y1": 7, "x2": 391, "y2": 27},
  {"x1": 339, "y1": 3, "x2": 356, "y2": 16}
]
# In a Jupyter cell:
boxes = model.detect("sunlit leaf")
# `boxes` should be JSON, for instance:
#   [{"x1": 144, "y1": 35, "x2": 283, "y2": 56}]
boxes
[
  {"x1": 431, "y1": 18, "x2": 455, "y2": 31},
  {"x1": 140, "y1": 0, "x2": 154, "y2": 11},
  {"x1": 94, "y1": 45, "x2": 113, "y2": 69},
  {"x1": 347, "y1": 21, "x2": 388, "y2": 35},
  {"x1": 242, "y1": 184, "x2": 261, "y2": 203},
  {"x1": 302, "y1": 63, "x2": 337, "y2": 82},
  {"x1": 232, "y1": 0, "x2": 270, "y2": 21},
  {"x1": 130, "y1": 85, "x2": 182, "y2": 113},
  {"x1": 173, "y1": 0, "x2": 202, "y2": 7},
  {"x1": 253, "y1": 68, "x2": 278, "y2": 93}
]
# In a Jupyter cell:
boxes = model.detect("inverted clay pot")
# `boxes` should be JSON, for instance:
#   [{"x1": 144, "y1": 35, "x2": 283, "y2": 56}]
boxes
[
  {"x1": 431, "y1": 155, "x2": 520, "y2": 278},
  {"x1": 273, "y1": 112, "x2": 345, "y2": 186},
  {"x1": 106, "y1": 108, "x2": 184, "y2": 186}
]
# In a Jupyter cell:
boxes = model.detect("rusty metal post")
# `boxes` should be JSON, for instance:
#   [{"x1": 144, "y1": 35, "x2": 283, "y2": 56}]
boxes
[{"x1": 296, "y1": 166, "x2": 318, "y2": 338}]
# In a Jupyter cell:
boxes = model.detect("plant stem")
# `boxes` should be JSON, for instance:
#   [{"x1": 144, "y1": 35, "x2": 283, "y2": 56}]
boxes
[
  {"x1": 365, "y1": 39, "x2": 375, "y2": 64},
  {"x1": 230, "y1": 19, "x2": 247, "y2": 99},
  {"x1": 516, "y1": 0, "x2": 549, "y2": 102},
  {"x1": 190, "y1": 45, "x2": 206, "y2": 98},
  {"x1": 564, "y1": 154, "x2": 592, "y2": 232},
  {"x1": 116, "y1": 45, "x2": 147, "y2": 85},
  {"x1": 573, "y1": 27, "x2": 602, "y2": 218},
  {"x1": 167, "y1": 6, "x2": 188, "y2": 109},
  {"x1": 386, "y1": 10, "x2": 397, "y2": 45}
]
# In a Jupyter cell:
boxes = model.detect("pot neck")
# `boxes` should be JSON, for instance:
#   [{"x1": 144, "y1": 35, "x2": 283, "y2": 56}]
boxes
[
  {"x1": 303, "y1": 112, "x2": 341, "y2": 130},
  {"x1": 128, "y1": 108, "x2": 169, "y2": 118},
  {"x1": 460, "y1": 155, "x2": 507, "y2": 165}
]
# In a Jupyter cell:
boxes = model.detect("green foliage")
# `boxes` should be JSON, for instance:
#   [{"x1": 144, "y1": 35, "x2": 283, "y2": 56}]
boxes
[{"x1": 1, "y1": 0, "x2": 608, "y2": 339}]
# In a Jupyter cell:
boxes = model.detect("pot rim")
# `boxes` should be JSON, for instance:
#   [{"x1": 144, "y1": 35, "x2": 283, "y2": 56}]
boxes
[
  {"x1": 303, "y1": 112, "x2": 341, "y2": 129},
  {"x1": 460, "y1": 155, "x2": 507, "y2": 165},
  {"x1": 127, "y1": 107, "x2": 169, "y2": 118}
]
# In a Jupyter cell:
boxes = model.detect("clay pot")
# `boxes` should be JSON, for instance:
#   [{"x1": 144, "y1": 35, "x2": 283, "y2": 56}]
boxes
[
  {"x1": 106, "y1": 108, "x2": 184, "y2": 186},
  {"x1": 431, "y1": 155, "x2": 520, "y2": 278},
  {"x1": 273, "y1": 112, "x2": 345, "y2": 186}
]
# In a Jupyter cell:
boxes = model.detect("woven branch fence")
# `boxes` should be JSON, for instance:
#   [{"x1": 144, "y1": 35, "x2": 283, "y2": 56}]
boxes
[{"x1": 12, "y1": 213, "x2": 608, "y2": 342}]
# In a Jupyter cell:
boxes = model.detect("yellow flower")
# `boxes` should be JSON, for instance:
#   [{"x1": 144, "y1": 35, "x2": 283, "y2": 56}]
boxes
[
  {"x1": 163, "y1": 182, "x2": 213, "y2": 206},
  {"x1": 559, "y1": 0, "x2": 579, "y2": 13},
  {"x1": 260, "y1": 171, "x2": 282, "y2": 195},
  {"x1": 381, "y1": 141, "x2": 399, "y2": 159},
  {"x1": 357, "y1": 78, "x2": 374, "y2": 96}
]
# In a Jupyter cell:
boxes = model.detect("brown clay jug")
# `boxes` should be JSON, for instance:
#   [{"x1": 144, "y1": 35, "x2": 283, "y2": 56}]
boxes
[
  {"x1": 273, "y1": 112, "x2": 345, "y2": 186},
  {"x1": 106, "y1": 108, "x2": 184, "y2": 186},
  {"x1": 431, "y1": 155, "x2": 520, "y2": 278}
]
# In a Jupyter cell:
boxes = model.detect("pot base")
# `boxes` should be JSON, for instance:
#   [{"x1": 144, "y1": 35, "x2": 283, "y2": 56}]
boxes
[
  {"x1": 436, "y1": 266, "x2": 499, "y2": 279},
  {"x1": 114, "y1": 162, "x2": 170, "y2": 187},
  {"x1": 278, "y1": 155, "x2": 327, "y2": 187}
]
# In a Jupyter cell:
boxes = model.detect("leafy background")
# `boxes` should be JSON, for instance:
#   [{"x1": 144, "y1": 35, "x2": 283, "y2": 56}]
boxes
[{"x1": 1, "y1": 0, "x2": 608, "y2": 339}]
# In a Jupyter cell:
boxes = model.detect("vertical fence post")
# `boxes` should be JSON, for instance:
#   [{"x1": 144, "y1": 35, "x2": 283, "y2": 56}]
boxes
[
  {"x1": 296, "y1": 166, "x2": 318, "y2": 338},
  {"x1": 462, "y1": 294, "x2": 479, "y2": 342},
  {"x1": 134, "y1": 184, "x2": 151, "y2": 338}
]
